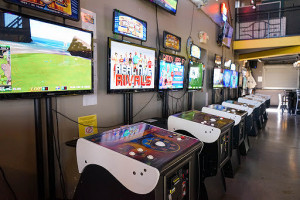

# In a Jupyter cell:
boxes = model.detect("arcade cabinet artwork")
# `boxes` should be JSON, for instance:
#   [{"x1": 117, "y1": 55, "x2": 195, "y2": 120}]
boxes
[
  {"x1": 0, "y1": 45, "x2": 11, "y2": 92},
  {"x1": 74, "y1": 122, "x2": 203, "y2": 200}
]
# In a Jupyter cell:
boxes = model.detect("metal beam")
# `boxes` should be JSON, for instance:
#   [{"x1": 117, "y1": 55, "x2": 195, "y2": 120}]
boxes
[
  {"x1": 238, "y1": 45, "x2": 300, "y2": 61},
  {"x1": 234, "y1": 36, "x2": 300, "y2": 50}
]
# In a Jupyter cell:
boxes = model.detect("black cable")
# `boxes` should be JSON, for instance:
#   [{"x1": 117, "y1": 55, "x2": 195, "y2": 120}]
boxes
[
  {"x1": 155, "y1": 5, "x2": 160, "y2": 53},
  {"x1": 52, "y1": 109, "x2": 123, "y2": 129},
  {"x1": 169, "y1": 90, "x2": 187, "y2": 100},
  {"x1": 133, "y1": 92, "x2": 156, "y2": 119},
  {"x1": 54, "y1": 98, "x2": 67, "y2": 200},
  {"x1": 0, "y1": 166, "x2": 17, "y2": 200},
  {"x1": 189, "y1": 5, "x2": 195, "y2": 37}
]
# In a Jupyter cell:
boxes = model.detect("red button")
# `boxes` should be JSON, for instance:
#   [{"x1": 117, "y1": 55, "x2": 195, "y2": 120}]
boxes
[{"x1": 181, "y1": 136, "x2": 185, "y2": 139}]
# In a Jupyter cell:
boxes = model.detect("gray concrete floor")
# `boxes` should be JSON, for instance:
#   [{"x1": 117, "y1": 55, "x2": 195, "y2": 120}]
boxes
[{"x1": 222, "y1": 109, "x2": 300, "y2": 200}]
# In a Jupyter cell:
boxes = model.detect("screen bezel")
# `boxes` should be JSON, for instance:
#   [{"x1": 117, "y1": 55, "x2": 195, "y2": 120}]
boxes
[
  {"x1": 107, "y1": 37, "x2": 157, "y2": 94},
  {"x1": 190, "y1": 43, "x2": 201, "y2": 60},
  {"x1": 158, "y1": 51, "x2": 186, "y2": 91},
  {"x1": 148, "y1": 0, "x2": 178, "y2": 15},
  {"x1": 112, "y1": 9, "x2": 147, "y2": 42},
  {"x1": 0, "y1": 8, "x2": 94, "y2": 100},
  {"x1": 4, "y1": 0, "x2": 80, "y2": 21},
  {"x1": 187, "y1": 60, "x2": 204, "y2": 91},
  {"x1": 213, "y1": 68, "x2": 224, "y2": 88},
  {"x1": 163, "y1": 31, "x2": 181, "y2": 52}
]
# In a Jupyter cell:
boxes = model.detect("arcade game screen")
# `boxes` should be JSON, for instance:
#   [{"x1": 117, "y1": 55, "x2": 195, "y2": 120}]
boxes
[
  {"x1": 0, "y1": 11, "x2": 93, "y2": 98},
  {"x1": 113, "y1": 9, "x2": 147, "y2": 41},
  {"x1": 238, "y1": 72, "x2": 243, "y2": 87},
  {"x1": 4, "y1": 0, "x2": 80, "y2": 21},
  {"x1": 223, "y1": 69, "x2": 232, "y2": 88},
  {"x1": 149, "y1": 0, "x2": 178, "y2": 15},
  {"x1": 213, "y1": 68, "x2": 223, "y2": 88},
  {"x1": 163, "y1": 31, "x2": 181, "y2": 52},
  {"x1": 188, "y1": 61, "x2": 205, "y2": 90},
  {"x1": 158, "y1": 52, "x2": 185, "y2": 90},
  {"x1": 190, "y1": 44, "x2": 201, "y2": 60},
  {"x1": 230, "y1": 71, "x2": 238, "y2": 88},
  {"x1": 108, "y1": 38, "x2": 156, "y2": 93},
  {"x1": 224, "y1": 59, "x2": 231, "y2": 68},
  {"x1": 215, "y1": 54, "x2": 222, "y2": 66}
]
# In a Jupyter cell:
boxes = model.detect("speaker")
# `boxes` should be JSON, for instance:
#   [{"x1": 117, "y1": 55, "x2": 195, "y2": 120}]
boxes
[{"x1": 249, "y1": 60, "x2": 257, "y2": 69}]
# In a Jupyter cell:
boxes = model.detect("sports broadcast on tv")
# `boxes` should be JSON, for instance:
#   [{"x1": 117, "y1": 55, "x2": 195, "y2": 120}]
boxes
[
  {"x1": 188, "y1": 61, "x2": 205, "y2": 90},
  {"x1": 213, "y1": 68, "x2": 223, "y2": 88},
  {"x1": 230, "y1": 70, "x2": 238, "y2": 88},
  {"x1": 158, "y1": 52, "x2": 185, "y2": 90},
  {"x1": 0, "y1": 11, "x2": 92, "y2": 97},
  {"x1": 113, "y1": 10, "x2": 147, "y2": 41},
  {"x1": 223, "y1": 69, "x2": 232, "y2": 88},
  {"x1": 108, "y1": 39, "x2": 156, "y2": 93}
]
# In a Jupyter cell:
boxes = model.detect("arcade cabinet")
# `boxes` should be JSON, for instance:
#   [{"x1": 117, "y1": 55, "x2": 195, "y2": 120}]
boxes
[
  {"x1": 222, "y1": 100, "x2": 256, "y2": 142},
  {"x1": 73, "y1": 122, "x2": 203, "y2": 200},
  {"x1": 168, "y1": 110, "x2": 235, "y2": 200},
  {"x1": 246, "y1": 95, "x2": 269, "y2": 121},
  {"x1": 238, "y1": 97, "x2": 264, "y2": 129},
  {"x1": 201, "y1": 105, "x2": 248, "y2": 178},
  {"x1": 255, "y1": 93, "x2": 271, "y2": 108}
]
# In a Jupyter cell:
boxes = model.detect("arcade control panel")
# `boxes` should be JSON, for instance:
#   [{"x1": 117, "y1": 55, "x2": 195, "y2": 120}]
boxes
[
  {"x1": 75, "y1": 122, "x2": 203, "y2": 200},
  {"x1": 222, "y1": 100, "x2": 255, "y2": 116}
]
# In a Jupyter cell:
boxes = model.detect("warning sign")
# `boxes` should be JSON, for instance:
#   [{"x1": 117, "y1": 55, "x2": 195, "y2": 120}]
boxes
[{"x1": 78, "y1": 114, "x2": 98, "y2": 138}]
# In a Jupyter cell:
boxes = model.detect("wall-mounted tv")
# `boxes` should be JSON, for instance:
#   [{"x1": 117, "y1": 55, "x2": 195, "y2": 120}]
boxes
[
  {"x1": 158, "y1": 52, "x2": 185, "y2": 90},
  {"x1": 108, "y1": 38, "x2": 156, "y2": 93},
  {"x1": 188, "y1": 61, "x2": 205, "y2": 90},
  {"x1": 163, "y1": 31, "x2": 181, "y2": 52},
  {"x1": 230, "y1": 71, "x2": 238, "y2": 88},
  {"x1": 222, "y1": 22, "x2": 233, "y2": 48},
  {"x1": 223, "y1": 69, "x2": 232, "y2": 88},
  {"x1": 149, "y1": 0, "x2": 178, "y2": 15},
  {"x1": 215, "y1": 54, "x2": 222, "y2": 66},
  {"x1": 213, "y1": 68, "x2": 223, "y2": 88},
  {"x1": 4, "y1": 0, "x2": 79, "y2": 21},
  {"x1": 113, "y1": 9, "x2": 147, "y2": 41},
  {"x1": 190, "y1": 44, "x2": 201, "y2": 60},
  {"x1": 224, "y1": 59, "x2": 231, "y2": 68},
  {"x1": 0, "y1": 10, "x2": 93, "y2": 99}
]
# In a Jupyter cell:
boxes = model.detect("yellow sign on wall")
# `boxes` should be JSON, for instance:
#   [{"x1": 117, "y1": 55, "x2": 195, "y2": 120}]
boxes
[{"x1": 78, "y1": 115, "x2": 98, "y2": 138}]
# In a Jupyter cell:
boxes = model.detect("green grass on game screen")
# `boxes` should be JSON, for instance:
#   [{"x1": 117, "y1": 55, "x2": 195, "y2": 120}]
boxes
[{"x1": 0, "y1": 52, "x2": 92, "y2": 94}]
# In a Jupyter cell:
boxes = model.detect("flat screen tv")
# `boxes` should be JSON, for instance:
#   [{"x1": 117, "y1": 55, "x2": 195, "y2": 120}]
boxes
[
  {"x1": 4, "y1": 0, "x2": 79, "y2": 21},
  {"x1": 107, "y1": 38, "x2": 156, "y2": 93},
  {"x1": 113, "y1": 9, "x2": 147, "y2": 41},
  {"x1": 213, "y1": 68, "x2": 223, "y2": 88},
  {"x1": 163, "y1": 31, "x2": 181, "y2": 52},
  {"x1": 188, "y1": 61, "x2": 205, "y2": 90},
  {"x1": 224, "y1": 59, "x2": 231, "y2": 68},
  {"x1": 230, "y1": 71, "x2": 238, "y2": 88},
  {"x1": 190, "y1": 44, "x2": 201, "y2": 60},
  {"x1": 149, "y1": 0, "x2": 178, "y2": 15},
  {"x1": 158, "y1": 52, "x2": 185, "y2": 90},
  {"x1": 215, "y1": 54, "x2": 222, "y2": 66},
  {"x1": 222, "y1": 22, "x2": 233, "y2": 48},
  {"x1": 223, "y1": 69, "x2": 232, "y2": 88},
  {"x1": 0, "y1": 10, "x2": 93, "y2": 99}
]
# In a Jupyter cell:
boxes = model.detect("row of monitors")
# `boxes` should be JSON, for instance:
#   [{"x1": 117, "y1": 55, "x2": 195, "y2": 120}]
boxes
[
  {"x1": 4, "y1": 0, "x2": 178, "y2": 22},
  {"x1": 213, "y1": 68, "x2": 242, "y2": 89},
  {"x1": 0, "y1": 9, "x2": 203, "y2": 99},
  {"x1": 108, "y1": 38, "x2": 204, "y2": 93}
]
